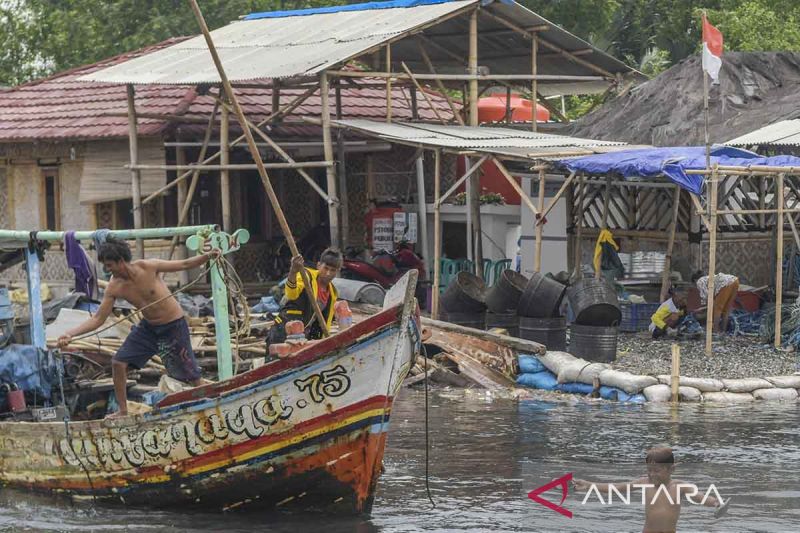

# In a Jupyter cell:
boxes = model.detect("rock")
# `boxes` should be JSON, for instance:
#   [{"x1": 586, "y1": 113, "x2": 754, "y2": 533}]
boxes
[
  {"x1": 643, "y1": 384, "x2": 672, "y2": 402},
  {"x1": 722, "y1": 378, "x2": 773, "y2": 393},
  {"x1": 599, "y1": 369, "x2": 658, "y2": 394},
  {"x1": 679, "y1": 386, "x2": 702, "y2": 402},
  {"x1": 702, "y1": 391, "x2": 755, "y2": 403},
  {"x1": 752, "y1": 388, "x2": 798, "y2": 401},
  {"x1": 764, "y1": 375, "x2": 800, "y2": 389}
]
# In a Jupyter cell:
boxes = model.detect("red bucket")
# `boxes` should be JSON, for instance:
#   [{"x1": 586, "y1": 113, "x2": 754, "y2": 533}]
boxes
[{"x1": 7, "y1": 389, "x2": 25, "y2": 412}]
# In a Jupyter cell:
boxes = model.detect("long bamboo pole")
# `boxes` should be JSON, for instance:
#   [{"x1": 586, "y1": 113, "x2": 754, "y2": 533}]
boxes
[
  {"x1": 775, "y1": 173, "x2": 785, "y2": 349},
  {"x1": 468, "y1": 8, "x2": 483, "y2": 278},
  {"x1": 437, "y1": 154, "x2": 490, "y2": 205},
  {"x1": 531, "y1": 35, "x2": 538, "y2": 132},
  {"x1": 492, "y1": 157, "x2": 540, "y2": 216},
  {"x1": 386, "y1": 44, "x2": 392, "y2": 123},
  {"x1": 220, "y1": 96, "x2": 231, "y2": 232},
  {"x1": 141, "y1": 85, "x2": 319, "y2": 205},
  {"x1": 595, "y1": 176, "x2": 611, "y2": 279},
  {"x1": 400, "y1": 62, "x2": 447, "y2": 125},
  {"x1": 188, "y1": 0, "x2": 328, "y2": 335},
  {"x1": 432, "y1": 149, "x2": 442, "y2": 320},
  {"x1": 537, "y1": 171, "x2": 576, "y2": 222},
  {"x1": 0, "y1": 225, "x2": 215, "y2": 243},
  {"x1": 660, "y1": 186, "x2": 682, "y2": 301},
  {"x1": 416, "y1": 40, "x2": 464, "y2": 125},
  {"x1": 705, "y1": 168, "x2": 719, "y2": 355},
  {"x1": 534, "y1": 168, "x2": 546, "y2": 271},
  {"x1": 327, "y1": 70, "x2": 605, "y2": 82},
  {"x1": 168, "y1": 101, "x2": 219, "y2": 259},
  {"x1": 126, "y1": 85, "x2": 144, "y2": 259},
  {"x1": 320, "y1": 72, "x2": 341, "y2": 249},
  {"x1": 574, "y1": 174, "x2": 585, "y2": 277}
]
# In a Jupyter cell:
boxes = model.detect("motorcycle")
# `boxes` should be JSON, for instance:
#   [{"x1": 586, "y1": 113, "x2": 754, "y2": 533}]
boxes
[{"x1": 341, "y1": 242, "x2": 426, "y2": 289}]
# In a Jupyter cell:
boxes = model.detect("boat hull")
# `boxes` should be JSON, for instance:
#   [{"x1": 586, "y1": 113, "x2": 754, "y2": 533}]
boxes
[{"x1": 0, "y1": 298, "x2": 418, "y2": 513}]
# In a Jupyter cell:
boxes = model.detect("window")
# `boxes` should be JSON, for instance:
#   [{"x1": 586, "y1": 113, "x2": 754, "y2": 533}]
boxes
[{"x1": 40, "y1": 168, "x2": 61, "y2": 230}]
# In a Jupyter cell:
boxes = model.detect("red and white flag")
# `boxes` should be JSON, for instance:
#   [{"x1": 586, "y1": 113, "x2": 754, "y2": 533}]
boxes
[{"x1": 702, "y1": 13, "x2": 723, "y2": 83}]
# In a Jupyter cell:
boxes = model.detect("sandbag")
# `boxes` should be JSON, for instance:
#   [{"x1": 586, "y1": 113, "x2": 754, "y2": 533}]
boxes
[
  {"x1": 627, "y1": 394, "x2": 647, "y2": 403},
  {"x1": 722, "y1": 378, "x2": 773, "y2": 393},
  {"x1": 702, "y1": 391, "x2": 754, "y2": 403},
  {"x1": 678, "y1": 386, "x2": 702, "y2": 402},
  {"x1": 557, "y1": 361, "x2": 610, "y2": 385},
  {"x1": 599, "y1": 386, "x2": 630, "y2": 401},
  {"x1": 516, "y1": 370, "x2": 558, "y2": 391},
  {"x1": 765, "y1": 375, "x2": 800, "y2": 389},
  {"x1": 643, "y1": 384, "x2": 672, "y2": 402},
  {"x1": 598, "y1": 369, "x2": 658, "y2": 394},
  {"x1": 657, "y1": 375, "x2": 724, "y2": 393},
  {"x1": 518, "y1": 354, "x2": 546, "y2": 375},
  {"x1": 538, "y1": 351, "x2": 580, "y2": 375},
  {"x1": 557, "y1": 382, "x2": 595, "y2": 395},
  {"x1": 752, "y1": 388, "x2": 798, "y2": 401}
]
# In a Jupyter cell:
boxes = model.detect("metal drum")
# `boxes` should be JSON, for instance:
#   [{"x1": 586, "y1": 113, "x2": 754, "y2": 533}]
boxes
[
  {"x1": 569, "y1": 324, "x2": 618, "y2": 362},
  {"x1": 440, "y1": 310, "x2": 486, "y2": 330},
  {"x1": 441, "y1": 272, "x2": 487, "y2": 313},
  {"x1": 566, "y1": 278, "x2": 621, "y2": 326},
  {"x1": 486, "y1": 311, "x2": 519, "y2": 337},
  {"x1": 519, "y1": 316, "x2": 567, "y2": 351},
  {"x1": 517, "y1": 272, "x2": 566, "y2": 318},
  {"x1": 485, "y1": 270, "x2": 528, "y2": 313}
]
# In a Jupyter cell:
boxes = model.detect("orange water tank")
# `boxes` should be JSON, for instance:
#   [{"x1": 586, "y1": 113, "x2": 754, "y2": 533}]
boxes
[{"x1": 477, "y1": 93, "x2": 550, "y2": 123}]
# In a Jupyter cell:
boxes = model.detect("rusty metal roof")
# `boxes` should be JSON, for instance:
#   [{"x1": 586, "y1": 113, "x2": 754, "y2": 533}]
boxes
[
  {"x1": 332, "y1": 118, "x2": 627, "y2": 159},
  {"x1": 81, "y1": 0, "x2": 639, "y2": 94},
  {"x1": 725, "y1": 119, "x2": 800, "y2": 147}
]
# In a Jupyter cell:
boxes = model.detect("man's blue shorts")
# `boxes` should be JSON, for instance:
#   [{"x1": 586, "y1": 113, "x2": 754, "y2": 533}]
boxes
[{"x1": 114, "y1": 317, "x2": 201, "y2": 383}]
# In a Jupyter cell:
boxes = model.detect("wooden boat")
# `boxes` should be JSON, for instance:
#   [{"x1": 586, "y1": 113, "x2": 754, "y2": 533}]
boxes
[{"x1": 0, "y1": 271, "x2": 419, "y2": 514}]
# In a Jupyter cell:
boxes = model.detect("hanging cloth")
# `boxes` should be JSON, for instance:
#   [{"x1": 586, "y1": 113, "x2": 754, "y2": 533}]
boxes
[{"x1": 64, "y1": 231, "x2": 98, "y2": 299}]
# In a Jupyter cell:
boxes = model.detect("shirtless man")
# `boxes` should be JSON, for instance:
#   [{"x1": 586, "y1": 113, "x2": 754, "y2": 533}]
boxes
[
  {"x1": 573, "y1": 447, "x2": 727, "y2": 533},
  {"x1": 57, "y1": 236, "x2": 218, "y2": 418}
]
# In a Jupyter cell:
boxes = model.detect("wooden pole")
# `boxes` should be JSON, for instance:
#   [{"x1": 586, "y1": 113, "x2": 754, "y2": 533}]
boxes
[
  {"x1": 531, "y1": 34, "x2": 538, "y2": 132},
  {"x1": 670, "y1": 344, "x2": 680, "y2": 402},
  {"x1": 432, "y1": 149, "x2": 442, "y2": 320},
  {"x1": 175, "y1": 146, "x2": 190, "y2": 284},
  {"x1": 335, "y1": 81, "x2": 349, "y2": 249},
  {"x1": 188, "y1": 0, "x2": 328, "y2": 335},
  {"x1": 492, "y1": 157, "x2": 539, "y2": 216},
  {"x1": 400, "y1": 62, "x2": 447, "y2": 125},
  {"x1": 386, "y1": 44, "x2": 392, "y2": 123},
  {"x1": 416, "y1": 41, "x2": 464, "y2": 125},
  {"x1": 538, "y1": 171, "x2": 576, "y2": 222},
  {"x1": 168, "y1": 101, "x2": 219, "y2": 259},
  {"x1": 595, "y1": 176, "x2": 611, "y2": 279},
  {"x1": 220, "y1": 95, "x2": 231, "y2": 232},
  {"x1": 468, "y1": 8, "x2": 483, "y2": 278},
  {"x1": 534, "y1": 168, "x2": 546, "y2": 271},
  {"x1": 660, "y1": 186, "x2": 682, "y2": 301},
  {"x1": 320, "y1": 72, "x2": 341, "y2": 249},
  {"x1": 126, "y1": 84, "x2": 144, "y2": 259},
  {"x1": 705, "y1": 167, "x2": 719, "y2": 355},
  {"x1": 574, "y1": 175, "x2": 585, "y2": 277},
  {"x1": 271, "y1": 80, "x2": 281, "y2": 116},
  {"x1": 438, "y1": 154, "x2": 490, "y2": 205},
  {"x1": 775, "y1": 173, "x2": 785, "y2": 349}
]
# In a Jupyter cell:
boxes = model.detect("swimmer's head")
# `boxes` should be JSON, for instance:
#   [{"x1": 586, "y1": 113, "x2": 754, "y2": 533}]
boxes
[{"x1": 646, "y1": 447, "x2": 675, "y2": 484}]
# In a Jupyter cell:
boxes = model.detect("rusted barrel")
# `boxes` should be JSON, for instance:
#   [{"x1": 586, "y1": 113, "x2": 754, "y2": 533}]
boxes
[
  {"x1": 519, "y1": 316, "x2": 567, "y2": 351},
  {"x1": 569, "y1": 324, "x2": 618, "y2": 362},
  {"x1": 440, "y1": 310, "x2": 486, "y2": 330},
  {"x1": 566, "y1": 278, "x2": 621, "y2": 326},
  {"x1": 485, "y1": 269, "x2": 528, "y2": 313},
  {"x1": 517, "y1": 272, "x2": 566, "y2": 318},
  {"x1": 441, "y1": 272, "x2": 487, "y2": 313},
  {"x1": 486, "y1": 311, "x2": 519, "y2": 337}
]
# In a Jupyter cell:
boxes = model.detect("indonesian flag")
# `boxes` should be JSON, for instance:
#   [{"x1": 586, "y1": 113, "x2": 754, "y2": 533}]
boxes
[{"x1": 702, "y1": 14, "x2": 723, "y2": 83}]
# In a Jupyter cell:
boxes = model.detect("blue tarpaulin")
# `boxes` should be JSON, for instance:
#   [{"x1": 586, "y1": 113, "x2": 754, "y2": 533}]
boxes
[
  {"x1": 245, "y1": 0, "x2": 458, "y2": 20},
  {"x1": 0, "y1": 344, "x2": 61, "y2": 400},
  {"x1": 556, "y1": 146, "x2": 800, "y2": 195}
]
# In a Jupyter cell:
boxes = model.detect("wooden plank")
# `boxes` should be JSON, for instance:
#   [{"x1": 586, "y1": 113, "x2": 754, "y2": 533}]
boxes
[{"x1": 442, "y1": 351, "x2": 514, "y2": 390}]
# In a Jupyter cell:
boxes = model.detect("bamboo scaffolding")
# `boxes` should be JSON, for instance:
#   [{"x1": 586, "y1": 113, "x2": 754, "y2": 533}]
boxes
[
  {"x1": 468, "y1": 8, "x2": 483, "y2": 278},
  {"x1": 416, "y1": 40, "x2": 464, "y2": 125},
  {"x1": 400, "y1": 62, "x2": 447, "y2": 125},
  {"x1": 220, "y1": 97, "x2": 231, "y2": 232},
  {"x1": 705, "y1": 168, "x2": 719, "y2": 356},
  {"x1": 436, "y1": 154, "x2": 490, "y2": 206},
  {"x1": 126, "y1": 85, "x2": 144, "y2": 259},
  {"x1": 660, "y1": 186, "x2": 681, "y2": 301},
  {"x1": 534, "y1": 168, "x2": 545, "y2": 271},
  {"x1": 326, "y1": 70, "x2": 605, "y2": 82},
  {"x1": 775, "y1": 173, "x2": 785, "y2": 349},
  {"x1": 432, "y1": 149, "x2": 442, "y2": 320}
]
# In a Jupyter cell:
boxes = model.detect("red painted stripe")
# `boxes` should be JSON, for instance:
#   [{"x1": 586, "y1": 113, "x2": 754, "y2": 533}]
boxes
[
  {"x1": 159, "y1": 305, "x2": 401, "y2": 408},
  {"x1": 135, "y1": 395, "x2": 394, "y2": 479}
]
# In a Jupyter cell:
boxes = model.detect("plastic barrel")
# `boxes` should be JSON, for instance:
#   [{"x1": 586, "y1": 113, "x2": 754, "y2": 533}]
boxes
[
  {"x1": 440, "y1": 310, "x2": 486, "y2": 330},
  {"x1": 519, "y1": 316, "x2": 567, "y2": 351},
  {"x1": 566, "y1": 278, "x2": 621, "y2": 326},
  {"x1": 569, "y1": 324, "x2": 618, "y2": 362},
  {"x1": 485, "y1": 270, "x2": 528, "y2": 313},
  {"x1": 517, "y1": 272, "x2": 566, "y2": 318},
  {"x1": 486, "y1": 311, "x2": 519, "y2": 337},
  {"x1": 441, "y1": 271, "x2": 487, "y2": 313}
]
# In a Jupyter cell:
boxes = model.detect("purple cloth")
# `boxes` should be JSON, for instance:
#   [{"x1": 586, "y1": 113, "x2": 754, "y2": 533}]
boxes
[{"x1": 64, "y1": 230, "x2": 97, "y2": 299}]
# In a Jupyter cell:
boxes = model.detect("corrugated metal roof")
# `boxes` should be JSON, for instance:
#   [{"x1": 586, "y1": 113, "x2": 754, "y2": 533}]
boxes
[
  {"x1": 81, "y1": 0, "x2": 474, "y2": 84},
  {"x1": 81, "y1": 0, "x2": 639, "y2": 92},
  {"x1": 725, "y1": 119, "x2": 800, "y2": 147},
  {"x1": 332, "y1": 118, "x2": 627, "y2": 159}
]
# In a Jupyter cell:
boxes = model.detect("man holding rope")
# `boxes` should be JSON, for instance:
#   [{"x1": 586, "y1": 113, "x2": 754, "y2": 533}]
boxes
[{"x1": 57, "y1": 236, "x2": 219, "y2": 418}]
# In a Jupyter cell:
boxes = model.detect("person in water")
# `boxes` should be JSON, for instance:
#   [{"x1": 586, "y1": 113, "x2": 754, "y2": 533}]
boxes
[
  {"x1": 573, "y1": 447, "x2": 728, "y2": 533},
  {"x1": 267, "y1": 247, "x2": 342, "y2": 347},
  {"x1": 58, "y1": 236, "x2": 217, "y2": 418}
]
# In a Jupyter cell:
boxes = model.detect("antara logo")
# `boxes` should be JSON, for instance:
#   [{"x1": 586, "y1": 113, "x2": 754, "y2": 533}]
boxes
[{"x1": 527, "y1": 473, "x2": 573, "y2": 518}]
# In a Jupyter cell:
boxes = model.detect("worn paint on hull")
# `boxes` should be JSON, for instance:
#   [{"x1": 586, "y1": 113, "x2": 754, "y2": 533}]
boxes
[{"x1": 0, "y1": 273, "x2": 419, "y2": 514}]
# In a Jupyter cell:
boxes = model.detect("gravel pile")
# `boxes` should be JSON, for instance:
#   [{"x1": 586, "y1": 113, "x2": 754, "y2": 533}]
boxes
[{"x1": 613, "y1": 333, "x2": 799, "y2": 379}]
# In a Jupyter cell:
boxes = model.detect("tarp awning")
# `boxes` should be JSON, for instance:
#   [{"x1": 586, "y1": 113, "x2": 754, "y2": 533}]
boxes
[{"x1": 555, "y1": 146, "x2": 800, "y2": 195}]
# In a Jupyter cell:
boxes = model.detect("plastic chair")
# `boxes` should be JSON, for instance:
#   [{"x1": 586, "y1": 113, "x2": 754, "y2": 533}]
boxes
[
  {"x1": 455, "y1": 259, "x2": 474, "y2": 275},
  {"x1": 492, "y1": 259, "x2": 512, "y2": 285},
  {"x1": 482, "y1": 259, "x2": 494, "y2": 285},
  {"x1": 437, "y1": 258, "x2": 458, "y2": 293}
]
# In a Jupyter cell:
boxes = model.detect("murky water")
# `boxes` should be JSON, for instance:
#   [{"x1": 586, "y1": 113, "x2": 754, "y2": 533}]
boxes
[{"x1": 1, "y1": 389, "x2": 798, "y2": 532}]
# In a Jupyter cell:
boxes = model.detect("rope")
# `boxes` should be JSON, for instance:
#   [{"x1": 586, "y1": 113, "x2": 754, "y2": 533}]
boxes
[{"x1": 421, "y1": 342, "x2": 436, "y2": 509}]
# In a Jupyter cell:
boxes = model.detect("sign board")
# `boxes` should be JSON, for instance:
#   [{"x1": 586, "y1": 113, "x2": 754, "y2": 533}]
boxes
[
  {"x1": 372, "y1": 217, "x2": 394, "y2": 251},
  {"x1": 392, "y1": 212, "x2": 418, "y2": 243}
]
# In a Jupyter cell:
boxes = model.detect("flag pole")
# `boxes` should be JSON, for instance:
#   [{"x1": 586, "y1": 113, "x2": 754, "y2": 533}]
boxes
[{"x1": 704, "y1": 70, "x2": 710, "y2": 172}]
